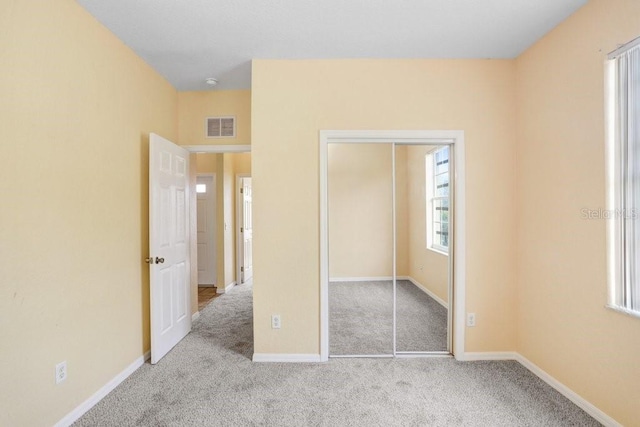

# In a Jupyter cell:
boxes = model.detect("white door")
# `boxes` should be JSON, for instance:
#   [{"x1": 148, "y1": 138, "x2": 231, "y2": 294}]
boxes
[
  {"x1": 241, "y1": 178, "x2": 253, "y2": 282},
  {"x1": 149, "y1": 133, "x2": 191, "y2": 364},
  {"x1": 196, "y1": 175, "x2": 216, "y2": 285}
]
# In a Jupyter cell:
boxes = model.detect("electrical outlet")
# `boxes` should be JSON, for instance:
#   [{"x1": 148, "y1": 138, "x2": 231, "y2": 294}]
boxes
[
  {"x1": 467, "y1": 313, "x2": 476, "y2": 327},
  {"x1": 271, "y1": 314, "x2": 281, "y2": 329},
  {"x1": 55, "y1": 361, "x2": 67, "y2": 384}
]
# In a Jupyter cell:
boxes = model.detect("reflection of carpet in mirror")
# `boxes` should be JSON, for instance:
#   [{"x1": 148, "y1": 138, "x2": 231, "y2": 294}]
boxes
[{"x1": 329, "y1": 280, "x2": 447, "y2": 355}]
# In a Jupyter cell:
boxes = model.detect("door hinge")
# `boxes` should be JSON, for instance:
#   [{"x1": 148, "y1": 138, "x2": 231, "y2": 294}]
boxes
[
  {"x1": 241, "y1": 267, "x2": 244, "y2": 272},
  {"x1": 241, "y1": 227, "x2": 244, "y2": 233},
  {"x1": 240, "y1": 187, "x2": 243, "y2": 194}
]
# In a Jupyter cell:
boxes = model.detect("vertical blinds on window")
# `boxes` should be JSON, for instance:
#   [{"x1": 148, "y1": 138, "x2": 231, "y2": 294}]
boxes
[{"x1": 615, "y1": 43, "x2": 640, "y2": 312}]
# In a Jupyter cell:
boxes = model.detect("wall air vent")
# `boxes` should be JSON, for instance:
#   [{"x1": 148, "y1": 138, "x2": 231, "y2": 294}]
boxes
[{"x1": 206, "y1": 116, "x2": 235, "y2": 138}]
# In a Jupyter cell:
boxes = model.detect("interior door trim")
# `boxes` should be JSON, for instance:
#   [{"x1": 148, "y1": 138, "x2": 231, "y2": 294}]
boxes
[
  {"x1": 183, "y1": 144, "x2": 251, "y2": 153},
  {"x1": 236, "y1": 173, "x2": 252, "y2": 284}
]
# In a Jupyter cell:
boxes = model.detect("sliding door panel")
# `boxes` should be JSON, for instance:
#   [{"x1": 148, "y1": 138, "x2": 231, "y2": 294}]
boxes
[
  {"x1": 328, "y1": 143, "x2": 393, "y2": 355},
  {"x1": 395, "y1": 144, "x2": 450, "y2": 352}
]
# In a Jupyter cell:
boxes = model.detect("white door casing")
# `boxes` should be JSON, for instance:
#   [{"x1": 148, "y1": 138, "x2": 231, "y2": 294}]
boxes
[
  {"x1": 149, "y1": 133, "x2": 191, "y2": 364},
  {"x1": 241, "y1": 178, "x2": 253, "y2": 283},
  {"x1": 196, "y1": 175, "x2": 216, "y2": 285},
  {"x1": 236, "y1": 175, "x2": 253, "y2": 284}
]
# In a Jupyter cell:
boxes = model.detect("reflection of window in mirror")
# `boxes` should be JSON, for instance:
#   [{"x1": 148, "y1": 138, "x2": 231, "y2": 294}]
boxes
[{"x1": 425, "y1": 147, "x2": 449, "y2": 254}]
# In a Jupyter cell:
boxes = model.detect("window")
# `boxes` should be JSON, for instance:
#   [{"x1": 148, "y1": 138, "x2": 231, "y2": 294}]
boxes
[
  {"x1": 196, "y1": 184, "x2": 207, "y2": 193},
  {"x1": 426, "y1": 146, "x2": 450, "y2": 254},
  {"x1": 607, "y1": 37, "x2": 640, "y2": 317}
]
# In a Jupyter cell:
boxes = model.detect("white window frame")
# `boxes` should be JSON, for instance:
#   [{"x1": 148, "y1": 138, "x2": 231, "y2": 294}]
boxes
[
  {"x1": 606, "y1": 36, "x2": 640, "y2": 319},
  {"x1": 426, "y1": 147, "x2": 449, "y2": 255}
]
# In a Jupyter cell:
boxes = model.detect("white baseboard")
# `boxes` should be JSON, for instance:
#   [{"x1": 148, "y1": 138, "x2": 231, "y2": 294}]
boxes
[
  {"x1": 514, "y1": 354, "x2": 621, "y2": 427},
  {"x1": 458, "y1": 352, "x2": 620, "y2": 426},
  {"x1": 405, "y1": 276, "x2": 448, "y2": 308},
  {"x1": 252, "y1": 353, "x2": 322, "y2": 363},
  {"x1": 329, "y1": 276, "x2": 393, "y2": 282},
  {"x1": 54, "y1": 351, "x2": 149, "y2": 427},
  {"x1": 192, "y1": 311, "x2": 200, "y2": 322},
  {"x1": 217, "y1": 281, "x2": 237, "y2": 294},
  {"x1": 458, "y1": 351, "x2": 518, "y2": 361}
]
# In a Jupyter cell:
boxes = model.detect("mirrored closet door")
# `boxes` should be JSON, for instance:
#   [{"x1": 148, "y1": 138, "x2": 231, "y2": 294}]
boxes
[
  {"x1": 328, "y1": 143, "x2": 394, "y2": 356},
  {"x1": 395, "y1": 144, "x2": 451, "y2": 354},
  {"x1": 328, "y1": 142, "x2": 452, "y2": 357}
]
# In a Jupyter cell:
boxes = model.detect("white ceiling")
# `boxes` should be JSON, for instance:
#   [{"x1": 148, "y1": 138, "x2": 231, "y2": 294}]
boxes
[{"x1": 76, "y1": 0, "x2": 588, "y2": 91}]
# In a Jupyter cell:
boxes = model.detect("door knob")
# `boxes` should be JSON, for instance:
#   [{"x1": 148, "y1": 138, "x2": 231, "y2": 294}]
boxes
[
  {"x1": 155, "y1": 257, "x2": 165, "y2": 264},
  {"x1": 145, "y1": 257, "x2": 154, "y2": 264}
]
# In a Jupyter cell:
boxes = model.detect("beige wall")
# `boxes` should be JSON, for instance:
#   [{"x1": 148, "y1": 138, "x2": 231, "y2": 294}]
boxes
[
  {"x1": 233, "y1": 152, "x2": 252, "y2": 174},
  {"x1": 404, "y1": 145, "x2": 449, "y2": 303},
  {"x1": 515, "y1": 0, "x2": 640, "y2": 424},
  {"x1": 178, "y1": 90, "x2": 251, "y2": 146},
  {"x1": 196, "y1": 153, "x2": 219, "y2": 173},
  {"x1": 252, "y1": 59, "x2": 517, "y2": 355},
  {"x1": 0, "y1": 1, "x2": 177, "y2": 426}
]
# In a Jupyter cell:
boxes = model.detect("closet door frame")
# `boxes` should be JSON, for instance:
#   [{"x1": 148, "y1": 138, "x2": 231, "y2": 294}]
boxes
[{"x1": 320, "y1": 130, "x2": 466, "y2": 362}]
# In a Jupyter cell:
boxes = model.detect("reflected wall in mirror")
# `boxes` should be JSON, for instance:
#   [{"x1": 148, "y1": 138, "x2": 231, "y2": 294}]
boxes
[
  {"x1": 328, "y1": 143, "x2": 394, "y2": 355},
  {"x1": 327, "y1": 143, "x2": 451, "y2": 356}
]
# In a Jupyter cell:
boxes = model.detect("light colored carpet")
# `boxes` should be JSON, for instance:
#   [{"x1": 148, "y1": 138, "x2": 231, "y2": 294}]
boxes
[
  {"x1": 329, "y1": 280, "x2": 447, "y2": 355},
  {"x1": 75, "y1": 282, "x2": 600, "y2": 427},
  {"x1": 329, "y1": 280, "x2": 394, "y2": 355},
  {"x1": 396, "y1": 280, "x2": 448, "y2": 352}
]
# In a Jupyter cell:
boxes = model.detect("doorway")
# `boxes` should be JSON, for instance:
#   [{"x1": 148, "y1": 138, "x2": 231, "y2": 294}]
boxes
[
  {"x1": 196, "y1": 175, "x2": 217, "y2": 286},
  {"x1": 196, "y1": 174, "x2": 219, "y2": 311},
  {"x1": 191, "y1": 150, "x2": 252, "y2": 312},
  {"x1": 319, "y1": 130, "x2": 466, "y2": 361},
  {"x1": 236, "y1": 175, "x2": 253, "y2": 285}
]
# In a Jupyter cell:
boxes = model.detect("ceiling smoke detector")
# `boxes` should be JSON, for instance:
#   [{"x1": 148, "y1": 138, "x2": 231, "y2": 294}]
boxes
[{"x1": 205, "y1": 78, "x2": 218, "y2": 86}]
